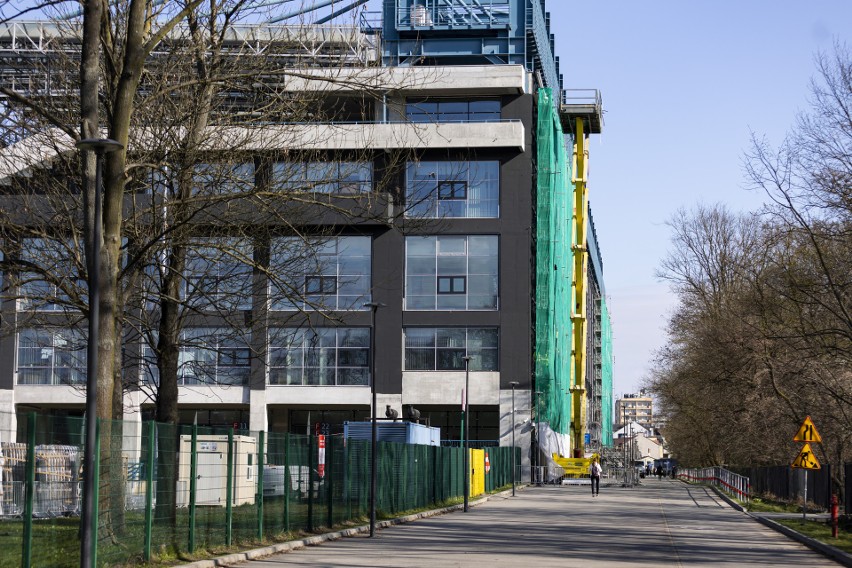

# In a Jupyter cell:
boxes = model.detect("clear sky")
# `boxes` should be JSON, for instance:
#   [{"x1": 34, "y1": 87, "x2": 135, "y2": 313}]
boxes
[{"x1": 543, "y1": 1, "x2": 852, "y2": 397}]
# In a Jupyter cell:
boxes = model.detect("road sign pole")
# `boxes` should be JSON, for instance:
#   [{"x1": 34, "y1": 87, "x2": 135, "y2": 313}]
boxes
[{"x1": 802, "y1": 470, "x2": 807, "y2": 524}]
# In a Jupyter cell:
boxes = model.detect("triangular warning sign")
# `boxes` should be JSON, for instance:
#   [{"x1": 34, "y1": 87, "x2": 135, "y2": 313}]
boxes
[
  {"x1": 791, "y1": 443, "x2": 821, "y2": 470},
  {"x1": 793, "y1": 416, "x2": 822, "y2": 443}
]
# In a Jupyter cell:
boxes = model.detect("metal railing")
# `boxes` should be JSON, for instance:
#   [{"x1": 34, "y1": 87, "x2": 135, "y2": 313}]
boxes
[{"x1": 678, "y1": 467, "x2": 750, "y2": 505}]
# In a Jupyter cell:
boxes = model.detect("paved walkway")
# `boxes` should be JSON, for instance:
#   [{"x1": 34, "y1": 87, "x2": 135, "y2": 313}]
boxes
[{"x1": 235, "y1": 477, "x2": 841, "y2": 567}]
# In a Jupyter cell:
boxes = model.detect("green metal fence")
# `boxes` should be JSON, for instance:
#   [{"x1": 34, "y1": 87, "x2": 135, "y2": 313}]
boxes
[{"x1": 0, "y1": 411, "x2": 518, "y2": 567}]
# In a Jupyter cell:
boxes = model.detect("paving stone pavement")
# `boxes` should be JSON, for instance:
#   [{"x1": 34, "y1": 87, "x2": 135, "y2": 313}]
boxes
[{"x1": 227, "y1": 477, "x2": 843, "y2": 567}]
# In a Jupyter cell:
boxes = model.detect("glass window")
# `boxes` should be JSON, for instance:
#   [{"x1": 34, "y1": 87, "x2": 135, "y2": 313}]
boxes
[
  {"x1": 404, "y1": 328, "x2": 498, "y2": 371},
  {"x1": 184, "y1": 238, "x2": 253, "y2": 311},
  {"x1": 192, "y1": 163, "x2": 254, "y2": 196},
  {"x1": 270, "y1": 236, "x2": 371, "y2": 311},
  {"x1": 268, "y1": 327, "x2": 370, "y2": 386},
  {"x1": 405, "y1": 236, "x2": 498, "y2": 311},
  {"x1": 406, "y1": 161, "x2": 499, "y2": 218},
  {"x1": 272, "y1": 161, "x2": 373, "y2": 194},
  {"x1": 18, "y1": 238, "x2": 84, "y2": 312},
  {"x1": 405, "y1": 98, "x2": 500, "y2": 123},
  {"x1": 176, "y1": 328, "x2": 251, "y2": 386},
  {"x1": 17, "y1": 328, "x2": 87, "y2": 385}
]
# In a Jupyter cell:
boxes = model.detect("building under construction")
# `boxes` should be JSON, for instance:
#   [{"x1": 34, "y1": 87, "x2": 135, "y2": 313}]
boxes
[{"x1": 0, "y1": 0, "x2": 613, "y2": 478}]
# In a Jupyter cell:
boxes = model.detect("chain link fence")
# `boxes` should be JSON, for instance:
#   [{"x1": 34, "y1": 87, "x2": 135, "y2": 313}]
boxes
[{"x1": 0, "y1": 411, "x2": 519, "y2": 567}]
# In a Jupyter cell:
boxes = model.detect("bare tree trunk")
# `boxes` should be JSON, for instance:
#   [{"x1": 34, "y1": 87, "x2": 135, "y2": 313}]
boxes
[{"x1": 154, "y1": 244, "x2": 184, "y2": 521}]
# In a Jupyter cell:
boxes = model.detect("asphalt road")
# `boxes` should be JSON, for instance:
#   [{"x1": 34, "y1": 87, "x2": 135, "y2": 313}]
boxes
[{"x1": 234, "y1": 477, "x2": 840, "y2": 567}]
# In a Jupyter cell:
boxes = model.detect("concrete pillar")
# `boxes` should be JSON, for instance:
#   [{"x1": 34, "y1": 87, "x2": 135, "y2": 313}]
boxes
[
  {"x1": 250, "y1": 389, "x2": 268, "y2": 433},
  {"x1": 500, "y1": 389, "x2": 531, "y2": 481},
  {"x1": 122, "y1": 390, "x2": 143, "y2": 461},
  {"x1": 0, "y1": 390, "x2": 15, "y2": 444}
]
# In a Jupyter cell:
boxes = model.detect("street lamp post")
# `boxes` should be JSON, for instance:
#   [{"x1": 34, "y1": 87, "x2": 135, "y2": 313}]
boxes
[
  {"x1": 76, "y1": 138, "x2": 122, "y2": 568},
  {"x1": 462, "y1": 355, "x2": 471, "y2": 512},
  {"x1": 364, "y1": 301, "x2": 384, "y2": 537},
  {"x1": 509, "y1": 381, "x2": 519, "y2": 497}
]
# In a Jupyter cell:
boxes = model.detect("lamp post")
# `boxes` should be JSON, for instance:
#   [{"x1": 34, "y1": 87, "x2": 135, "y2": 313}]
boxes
[
  {"x1": 509, "y1": 381, "x2": 519, "y2": 497},
  {"x1": 462, "y1": 355, "x2": 471, "y2": 512},
  {"x1": 364, "y1": 301, "x2": 384, "y2": 537},
  {"x1": 76, "y1": 138, "x2": 122, "y2": 568}
]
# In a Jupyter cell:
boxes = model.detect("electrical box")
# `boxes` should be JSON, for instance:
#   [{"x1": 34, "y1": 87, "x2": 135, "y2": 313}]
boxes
[
  {"x1": 343, "y1": 421, "x2": 440, "y2": 446},
  {"x1": 177, "y1": 434, "x2": 257, "y2": 507}
]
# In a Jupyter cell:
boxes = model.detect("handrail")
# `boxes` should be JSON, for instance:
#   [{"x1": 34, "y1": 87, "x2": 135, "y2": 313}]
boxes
[{"x1": 678, "y1": 466, "x2": 750, "y2": 504}]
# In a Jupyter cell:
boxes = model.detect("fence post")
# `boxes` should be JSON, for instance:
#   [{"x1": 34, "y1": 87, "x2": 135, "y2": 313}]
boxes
[
  {"x1": 257, "y1": 430, "x2": 265, "y2": 541},
  {"x1": 307, "y1": 434, "x2": 314, "y2": 532},
  {"x1": 226, "y1": 428, "x2": 234, "y2": 547},
  {"x1": 189, "y1": 423, "x2": 198, "y2": 552},
  {"x1": 21, "y1": 412, "x2": 36, "y2": 568},
  {"x1": 284, "y1": 433, "x2": 290, "y2": 533},
  {"x1": 326, "y1": 434, "x2": 333, "y2": 529},
  {"x1": 143, "y1": 421, "x2": 155, "y2": 561}
]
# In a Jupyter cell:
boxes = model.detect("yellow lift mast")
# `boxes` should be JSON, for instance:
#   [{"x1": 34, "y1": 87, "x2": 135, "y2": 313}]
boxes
[{"x1": 561, "y1": 92, "x2": 603, "y2": 457}]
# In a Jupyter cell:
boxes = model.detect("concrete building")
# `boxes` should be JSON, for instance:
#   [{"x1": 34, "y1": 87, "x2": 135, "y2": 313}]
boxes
[
  {"x1": 0, "y1": 1, "x2": 612, "y2": 469},
  {"x1": 615, "y1": 389, "x2": 654, "y2": 431}
]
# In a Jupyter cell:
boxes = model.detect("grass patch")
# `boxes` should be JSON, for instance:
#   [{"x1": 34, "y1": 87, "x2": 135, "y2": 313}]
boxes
[
  {"x1": 748, "y1": 496, "x2": 825, "y2": 514},
  {"x1": 776, "y1": 518, "x2": 852, "y2": 554}
]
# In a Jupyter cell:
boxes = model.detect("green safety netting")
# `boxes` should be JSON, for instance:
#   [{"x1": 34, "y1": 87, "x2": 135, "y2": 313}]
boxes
[
  {"x1": 600, "y1": 297, "x2": 614, "y2": 446},
  {"x1": 534, "y1": 88, "x2": 574, "y2": 435}
]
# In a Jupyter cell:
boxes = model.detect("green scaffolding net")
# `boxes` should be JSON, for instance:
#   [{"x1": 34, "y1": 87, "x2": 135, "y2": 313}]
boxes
[
  {"x1": 600, "y1": 297, "x2": 614, "y2": 446},
  {"x1": 534, "y1": 88, "x2": 574, "y2": 436}
]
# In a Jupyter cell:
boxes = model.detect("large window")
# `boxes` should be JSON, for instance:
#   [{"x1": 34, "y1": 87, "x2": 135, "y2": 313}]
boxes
[
  {"x1": 176, "y1": 328, "x2": 251, "y2": 386},
  {"x1": 405, "y1": 236, "x2": 498, "y2": 310},
  {"x1": 404, "y1": 328, "x2": 498, "y2": 371},
  {"x1": 405, "y1": 98, "x2": 500, "y2": 123},
  {"x1": 268, "y1": 327, "x2": 370, "y2": 386},
  {"x1": 184, "y1": 238, "x2": 253, "y2": 311},
  {"x1": 191, "y1": 163, "x2": 254, "y2": 196},
  {"x1": 406, "y1": 161, "x2": 499, "y2": 218},
  {"x1": 17, "y1": 328, "x2": 87, "y2": 385},
  {"x1": 18, "y1": 238, "x2": 83, "y2": 312},
  {"x1": 272, "y1": 161, "x2": 372, "y2": 194},
  {"x1": 270, "y1": 236, "x2": 371, "y2": 311}
]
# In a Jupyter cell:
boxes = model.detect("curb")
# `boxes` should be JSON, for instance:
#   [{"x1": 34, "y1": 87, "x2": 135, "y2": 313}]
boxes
[
  {"x1": 705, "y1": 484, "x2": 747, "y2": 512},
  {"x1": 750, "y1": 515, "x2": 852, "y2": 568},
  {"x1": 174, "y1": 488, "x2": 518, "y2": 567}
]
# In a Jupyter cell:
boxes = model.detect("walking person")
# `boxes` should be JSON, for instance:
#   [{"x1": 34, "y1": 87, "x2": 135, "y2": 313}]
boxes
[{"x1": 589, "y1": 458, "x2": 602, "y2": 497}]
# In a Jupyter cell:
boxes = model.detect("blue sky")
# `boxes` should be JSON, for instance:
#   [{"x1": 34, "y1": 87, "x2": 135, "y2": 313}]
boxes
[{"x1": 543, "y1": 1, "x2": 852, "y2": 397}]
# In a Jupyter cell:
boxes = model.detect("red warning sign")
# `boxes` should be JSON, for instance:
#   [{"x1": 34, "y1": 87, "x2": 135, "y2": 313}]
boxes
[{"x1": 318, "y1": 435, "x2": 326, "y2": 478}]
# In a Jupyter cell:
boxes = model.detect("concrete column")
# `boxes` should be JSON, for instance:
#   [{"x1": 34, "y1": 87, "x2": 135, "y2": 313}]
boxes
[
  {"x1": 122, "y1": 390, "x2": 143, "y2": 461},
  {"x1": 500, "y1": 389, "x2": 531, "y2": 481},
  {"x1": 0, "y1": 390, "x2": 15, "y2": 444},
  {"x1": 250, "y1": 389, "x2": 268, "y2": 433}
]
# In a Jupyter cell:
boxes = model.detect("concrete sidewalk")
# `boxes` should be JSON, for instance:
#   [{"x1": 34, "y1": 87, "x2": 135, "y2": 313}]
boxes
[{"x1": 201, "y1": 478, "x2": 842, "y2": 567}]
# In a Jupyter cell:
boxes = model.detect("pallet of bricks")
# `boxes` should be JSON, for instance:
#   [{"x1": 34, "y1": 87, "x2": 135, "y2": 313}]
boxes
[{"x1": 0, "y1": 443, "x2": 81, "y2": 517}]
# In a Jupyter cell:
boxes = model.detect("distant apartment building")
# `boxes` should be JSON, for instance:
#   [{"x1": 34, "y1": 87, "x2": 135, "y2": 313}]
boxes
[{"x1": 615, "y1": 389, "x2": 653, "y2": 431}]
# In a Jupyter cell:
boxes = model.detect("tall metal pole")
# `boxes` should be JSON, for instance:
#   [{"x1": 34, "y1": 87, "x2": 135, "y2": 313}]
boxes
[
  {"x1": 463, "y1": 356, "x2": 471, "y2": 512},
  {"x1": 76, "y1": 138, "x2": 121, "y2": 568},
  {"x1": 509, "y1": 381, "x2": 518, "y2": 497},
  {"x1": 364, "y1": 302, "x2": 383, "y2": 537}
]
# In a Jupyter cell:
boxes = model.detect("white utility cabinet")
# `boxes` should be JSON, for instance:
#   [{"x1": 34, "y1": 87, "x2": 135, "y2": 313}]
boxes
[{"x1": 177, "y1": 434, "x2": 257, "y2": 507}]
